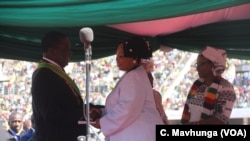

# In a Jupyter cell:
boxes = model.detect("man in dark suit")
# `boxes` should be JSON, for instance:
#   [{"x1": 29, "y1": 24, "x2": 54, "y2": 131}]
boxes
[{"x1": 31, "y1": 31, "x2": 86, "y2": 141}]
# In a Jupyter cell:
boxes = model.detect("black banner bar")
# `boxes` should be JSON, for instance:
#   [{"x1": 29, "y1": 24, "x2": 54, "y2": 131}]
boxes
[{"x1": 156, "y1": 125, "x2": 250, "y2": 141}]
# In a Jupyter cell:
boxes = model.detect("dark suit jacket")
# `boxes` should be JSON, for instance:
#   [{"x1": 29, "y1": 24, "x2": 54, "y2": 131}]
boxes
[
  {"x1": 31, "y1": 64, "x2": 86, "y2": 141},
  {"x1": 6, "y1": 129, "x2": 25, "y2": 141}
]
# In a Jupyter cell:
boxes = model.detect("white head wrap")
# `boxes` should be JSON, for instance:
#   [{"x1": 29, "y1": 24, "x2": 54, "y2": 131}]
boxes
[{"x1": 200, "y1": 46, "x2": 227, "y2": 76}]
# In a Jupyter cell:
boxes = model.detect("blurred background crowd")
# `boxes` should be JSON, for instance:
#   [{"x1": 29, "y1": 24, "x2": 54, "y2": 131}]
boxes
[{"x1": 1, "y1": 49, "x2": 250, "y2": 130}]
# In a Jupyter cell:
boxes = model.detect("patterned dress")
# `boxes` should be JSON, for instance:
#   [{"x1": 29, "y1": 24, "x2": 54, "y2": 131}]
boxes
[{"x1": 183, "y1": 78, "x2": 236, "y2": 124}]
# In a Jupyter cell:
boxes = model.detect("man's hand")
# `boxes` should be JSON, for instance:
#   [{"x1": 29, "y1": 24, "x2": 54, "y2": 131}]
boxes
[{"x1": 90, "y1": 107, "x2": 102, "y2": 121}]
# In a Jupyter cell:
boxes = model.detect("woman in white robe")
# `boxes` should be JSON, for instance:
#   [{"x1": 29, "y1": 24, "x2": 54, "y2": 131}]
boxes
[{"x1": 91, "y1": 36, "x2": 163, "y2": 141}]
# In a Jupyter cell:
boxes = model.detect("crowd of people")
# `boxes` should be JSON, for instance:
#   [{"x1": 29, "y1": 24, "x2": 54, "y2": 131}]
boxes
[
  {"x1": 0, "y1": 37, "x2": 250, "y2": 139},
  {"x1": 1, "y1": 50, "x2": 250, "y2": 120}
]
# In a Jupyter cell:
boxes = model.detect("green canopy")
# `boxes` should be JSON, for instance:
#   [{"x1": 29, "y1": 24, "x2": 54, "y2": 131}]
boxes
[{"x1": 1, "y1": 0, "x2": 250, "y2": 62}]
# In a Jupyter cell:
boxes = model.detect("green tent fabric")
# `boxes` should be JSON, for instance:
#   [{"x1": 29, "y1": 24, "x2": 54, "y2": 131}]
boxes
[
  {"x1": 1, "y1": 19, "x2": 250, "y2": 62},
  {"x1": 1, "y1": 0, "x2": 250, "y2": 62},
  {"x1": 0, "y1": 26, "x2": 137, "y2": 62},
  {"x1": 158, "y1": 19, "x2": 250, "y2": 60},
  {"x1": 1, "y1": 0, "x2": 249, "y2": 27}
]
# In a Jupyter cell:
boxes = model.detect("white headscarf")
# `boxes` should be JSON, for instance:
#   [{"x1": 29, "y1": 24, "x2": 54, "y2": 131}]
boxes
[{"x1": 200, "y1": 46, "x2": 227, "y2": 76}]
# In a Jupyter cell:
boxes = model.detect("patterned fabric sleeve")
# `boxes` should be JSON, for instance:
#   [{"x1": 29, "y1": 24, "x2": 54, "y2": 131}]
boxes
[{"x1": 213, "y1": 79, "x2": 236, "y2": 124}]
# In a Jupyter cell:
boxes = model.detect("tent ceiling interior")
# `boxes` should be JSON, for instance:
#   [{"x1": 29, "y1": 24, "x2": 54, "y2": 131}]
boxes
[{"x1": 1, "y1": 0, "x2": 250, "y2": 62}]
